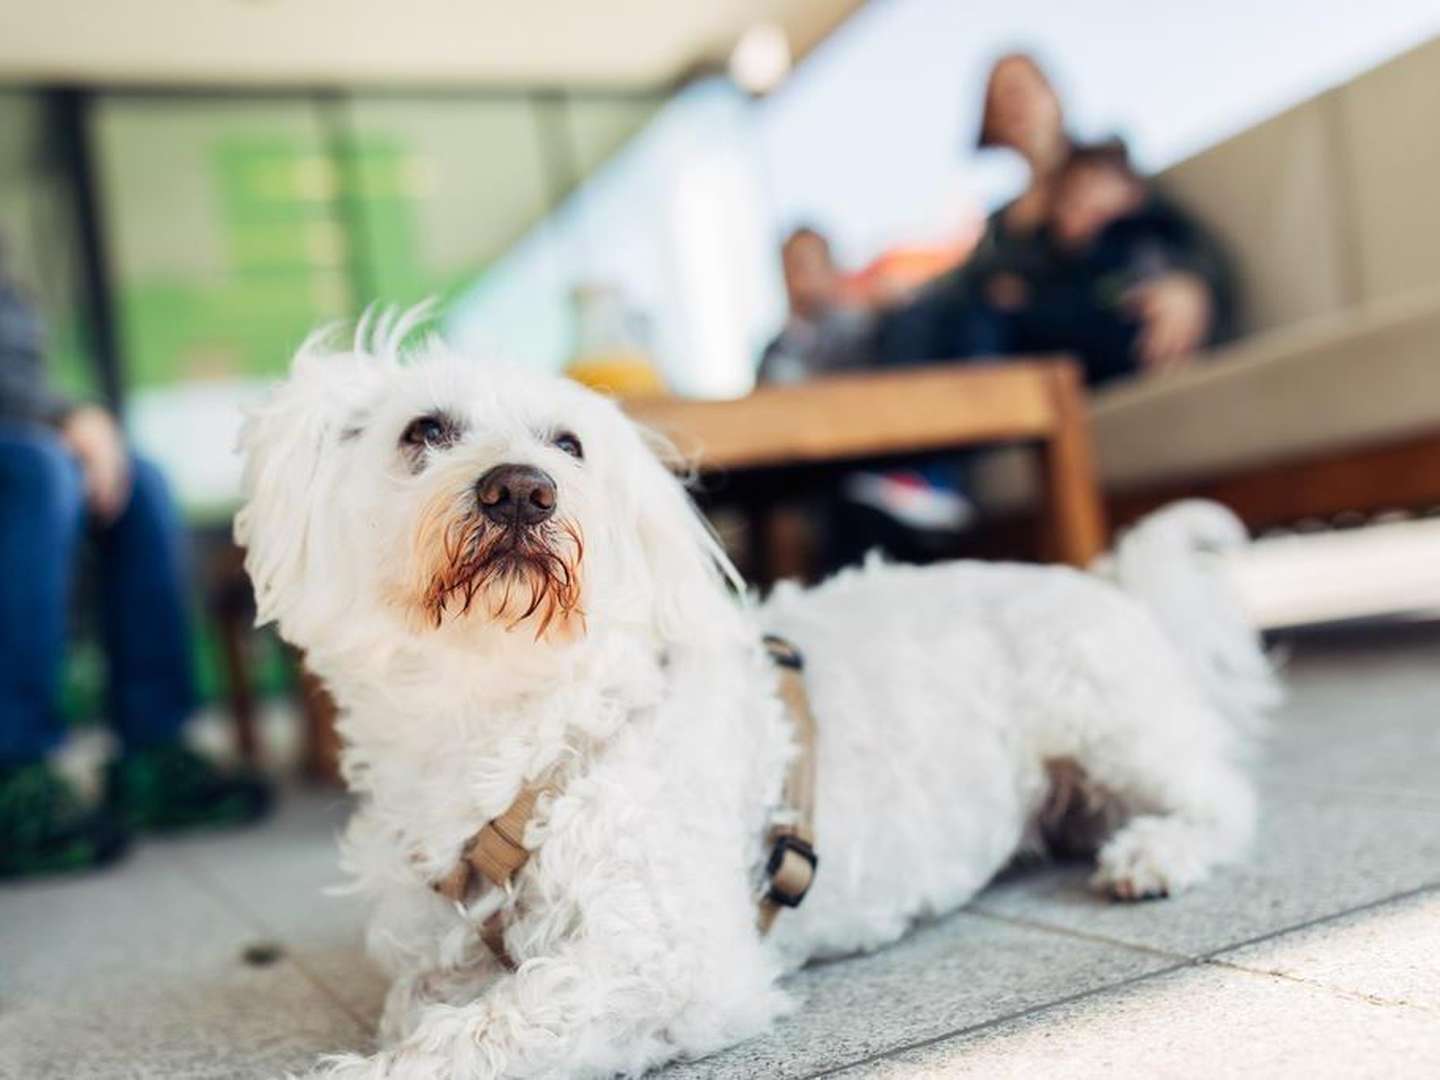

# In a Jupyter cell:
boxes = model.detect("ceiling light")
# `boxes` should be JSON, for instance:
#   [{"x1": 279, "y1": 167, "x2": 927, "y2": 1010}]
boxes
[{"x1": 729, "y1": 22, "x2": 791, "y2": 96}]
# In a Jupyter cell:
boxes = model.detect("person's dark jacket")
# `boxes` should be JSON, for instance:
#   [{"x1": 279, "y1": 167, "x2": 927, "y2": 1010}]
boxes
[
  {"x1": 875, "y1": 210, "x2": 1048, "y2": 366},
  {"x1": 877, "y1": 188, "x2": 1238, "y2": 365},
  {"x1": 0, "y1": 283, "x2": 70, "y2": 424},
  {"x1": 1041, "y1": 193, "x2": 1241, "y2": 344}
]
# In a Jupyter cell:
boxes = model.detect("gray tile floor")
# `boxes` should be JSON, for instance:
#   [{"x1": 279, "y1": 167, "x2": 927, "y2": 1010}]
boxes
[{"x1": 3, "y1": 626, "x2": 1438, "y2": 1079}]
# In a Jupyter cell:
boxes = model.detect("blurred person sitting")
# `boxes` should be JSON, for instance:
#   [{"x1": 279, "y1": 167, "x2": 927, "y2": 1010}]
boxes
[
  {"x1": 879, "y1": 53, "x2": 1235, "y2": 382},
  {"x1": 758, "y1": 226, "x2": 875, "y2": 385},
  {"x1": 878, "y1": 52, "x2": 1071, "y2": 365},
  {"x1": 985, "y1": 139, "x2": 1237, "y2": 386},
  {"x1": 0, "y1": 247, "x2": 269, "y2": 880}
]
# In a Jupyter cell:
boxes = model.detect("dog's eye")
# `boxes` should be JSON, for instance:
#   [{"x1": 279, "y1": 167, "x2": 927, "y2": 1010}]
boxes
[
  {"x1": 401, "y1": 415, "x2": 450, "y2": 449},
  {"x1": 552, "y1": 431, "x2": 584, "y2": 460}
]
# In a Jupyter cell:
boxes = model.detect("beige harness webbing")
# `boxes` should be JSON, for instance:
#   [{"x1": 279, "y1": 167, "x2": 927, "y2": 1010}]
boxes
[
  {"x1": 756, "y1": 635, "x2": 820, "y2": 934},
  {"x1": 430, "y1": 782, "x2": 557, "y2": 968},
  {"x1": 432, "y1": 635, "x2": 820, "y2": 968}
]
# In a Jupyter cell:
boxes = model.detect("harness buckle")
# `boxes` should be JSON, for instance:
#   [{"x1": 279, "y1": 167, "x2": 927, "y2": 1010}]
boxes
[{"x1": 765, "y1": 832, "x2": 819, "y2": 908}]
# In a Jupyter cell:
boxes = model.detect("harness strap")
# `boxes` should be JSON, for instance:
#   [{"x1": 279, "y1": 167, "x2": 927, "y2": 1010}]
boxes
[
  {"x1": 431, "y1": 635, "x2": 820, "y2": 967},
  {"x1": 757, "y1": 635, "x2": 820, "y2": 933},
  {"x1": 431, "y1": 785, "x2": 554, "y2": 969},
  {"x1": 432, "y1": 785, "x2": 549, "y2": 905}
]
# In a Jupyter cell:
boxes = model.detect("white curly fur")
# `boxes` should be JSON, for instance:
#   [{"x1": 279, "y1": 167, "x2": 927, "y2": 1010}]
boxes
[{"x1": 235, "y1": 325, "x2": 1278, "y2": 1079}]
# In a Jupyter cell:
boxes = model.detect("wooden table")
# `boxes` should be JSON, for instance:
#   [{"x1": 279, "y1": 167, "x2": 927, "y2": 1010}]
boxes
[{"x1": 625, "y1": 359, "x2": 1107, "y2": 572}]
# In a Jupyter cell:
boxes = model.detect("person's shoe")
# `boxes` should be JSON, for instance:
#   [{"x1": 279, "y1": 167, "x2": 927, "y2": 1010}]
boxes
[
  {"x1": 0, "y1": 762, "x2": 130, "y2": 879},
  {"x1": 843, "y1": 470, "x2": 976, "y2": 533},
  {"x1": 106, "y1": 742, "x2": 272, "y2": 833}
]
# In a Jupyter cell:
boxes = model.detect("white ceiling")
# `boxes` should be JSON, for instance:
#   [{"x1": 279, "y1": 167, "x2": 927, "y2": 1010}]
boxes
[{"x1": 0, "y1": 0, "x2": 863, "y2": 88}]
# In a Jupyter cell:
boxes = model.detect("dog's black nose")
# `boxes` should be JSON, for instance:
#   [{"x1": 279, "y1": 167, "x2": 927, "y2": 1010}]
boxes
[{"x1": 477, "y1": 464, "x2": 556, "y2": 527}]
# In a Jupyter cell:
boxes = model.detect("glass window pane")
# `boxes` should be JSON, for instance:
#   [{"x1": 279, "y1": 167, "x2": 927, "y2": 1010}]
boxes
[
  {"x1": 566, "y1": 96, "x2": 661, "y2": 178},
  {"x1": 340, "y1": 96, "x2": 552, "y2": 309},
  {"x1": 93, "y1": 96, "x2": 351, "y2": 391},
  {"x1": 93, "y1": 96, "x2": 350, "y2": 515},
  {"x1": 450, "y1": 82, "x2": 774, "y2": 399}
]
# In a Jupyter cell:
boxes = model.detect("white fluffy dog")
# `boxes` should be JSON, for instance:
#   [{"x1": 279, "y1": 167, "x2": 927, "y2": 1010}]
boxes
[{"x1": 236, "y1": 317, "x2": 1278, "y2": 1080}]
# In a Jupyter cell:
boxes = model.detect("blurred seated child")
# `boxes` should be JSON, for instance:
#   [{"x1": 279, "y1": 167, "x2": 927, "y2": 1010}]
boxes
[{"x1": 759, "y1": 227, "x2": 876, "y2": 385}]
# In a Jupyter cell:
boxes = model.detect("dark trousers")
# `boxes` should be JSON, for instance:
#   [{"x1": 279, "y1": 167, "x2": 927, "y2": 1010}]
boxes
[{"x1": 0, "y1": 424, "x2": 196, "y2": 765}]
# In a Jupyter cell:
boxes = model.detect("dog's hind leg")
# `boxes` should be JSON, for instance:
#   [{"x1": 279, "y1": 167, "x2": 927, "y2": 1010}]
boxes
[{"x1": 1080, "y1": 715, "x2": 1257, "y2": 900}]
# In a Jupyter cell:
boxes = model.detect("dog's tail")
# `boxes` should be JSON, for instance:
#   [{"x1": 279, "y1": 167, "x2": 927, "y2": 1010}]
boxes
[{"x1": 1106, "y1": 499, "x2": 1282, "y2": 733}]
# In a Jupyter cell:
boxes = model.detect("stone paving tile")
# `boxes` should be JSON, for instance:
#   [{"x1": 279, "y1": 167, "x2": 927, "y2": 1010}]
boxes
[
  {"x1": 1262, "y1": 710, "x2": 1440, "y2": 805},
  {"x1": 0, "y1": 844, "x2": 365, "y2": 1080},
  {"x1": 970, "y1": 789, "x2": 1440, "y2": 959},
  {"x1": 162, "y1": 787, "x2": 389, "y2": 1028},
  {"x1": 659, "y1": 912, "x2": 1172, "y2": 1080},
  {"x1": 1261, "y1": 639, "x2": 1440, "y2": 802},
  {"x1": 1218, "y1": 887, "x2": 1440, "y2": 1013},
  {"x1": 840, "y1": 960, "x2": 1440, "y2": 1080}
]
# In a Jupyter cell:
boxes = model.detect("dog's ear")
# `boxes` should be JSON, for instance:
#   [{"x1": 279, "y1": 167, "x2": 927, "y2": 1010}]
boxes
[
  {"x1": 620, "y1": 419, "x2": 748, "y2": 651},
  {"x1": 234, "y1": 336, "x2": 377, "y2": 647}
]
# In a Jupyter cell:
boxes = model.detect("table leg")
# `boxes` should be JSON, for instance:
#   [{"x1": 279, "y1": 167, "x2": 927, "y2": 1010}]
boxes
[
  {"x1": 292, "y1": 653, "x2": 342, "y2": 785},
  {"x1": 744, "y1": 497, "x2": 779, "y2": 585},
  {"x1": 211, "y1": 544, "x2": 260, "y2": 764},
  {"x1": 216, "y1": 608, "x2": 259, "y2": 764},
  {"x1": 1039, "y1": 363, "x2": 1108, "y2": 566}
]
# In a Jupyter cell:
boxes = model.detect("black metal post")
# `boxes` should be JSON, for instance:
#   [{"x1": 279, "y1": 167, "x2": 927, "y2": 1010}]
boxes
[{"x1": 46, "y1": 87, "x2": 125, "y2": 412}]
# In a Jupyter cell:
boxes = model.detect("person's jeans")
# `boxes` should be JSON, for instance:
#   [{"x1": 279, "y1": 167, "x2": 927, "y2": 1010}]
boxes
[{"x1": 0, "y1": 424, "x2": 196, "y2": 765}]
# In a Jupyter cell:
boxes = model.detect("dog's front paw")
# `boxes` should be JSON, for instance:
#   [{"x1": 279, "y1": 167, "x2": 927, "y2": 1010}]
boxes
[{"x1": 1091, "y1": 815, "x2": 1214, "y2": 901}]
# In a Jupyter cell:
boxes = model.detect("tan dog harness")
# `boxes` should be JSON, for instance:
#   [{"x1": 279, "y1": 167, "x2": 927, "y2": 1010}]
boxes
[{"x1": 432, "y1": 635, "x2": 820, "y2": 968}]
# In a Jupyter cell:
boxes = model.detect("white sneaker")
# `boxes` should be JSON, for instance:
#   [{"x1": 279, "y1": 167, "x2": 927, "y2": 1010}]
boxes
[{"x1": 843, "y1": 471, "x2": 974, "y2": 533}]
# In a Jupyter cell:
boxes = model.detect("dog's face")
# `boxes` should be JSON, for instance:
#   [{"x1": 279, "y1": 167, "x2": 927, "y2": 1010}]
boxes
[{"x1": 235, "y1": 327, "x2": 739, "y2": 662}]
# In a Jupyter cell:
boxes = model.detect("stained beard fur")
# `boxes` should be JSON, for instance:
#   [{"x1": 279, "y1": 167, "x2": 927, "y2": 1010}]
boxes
[{"x1": 409, "y1": 493, "x2": 584, "y2": 639}]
